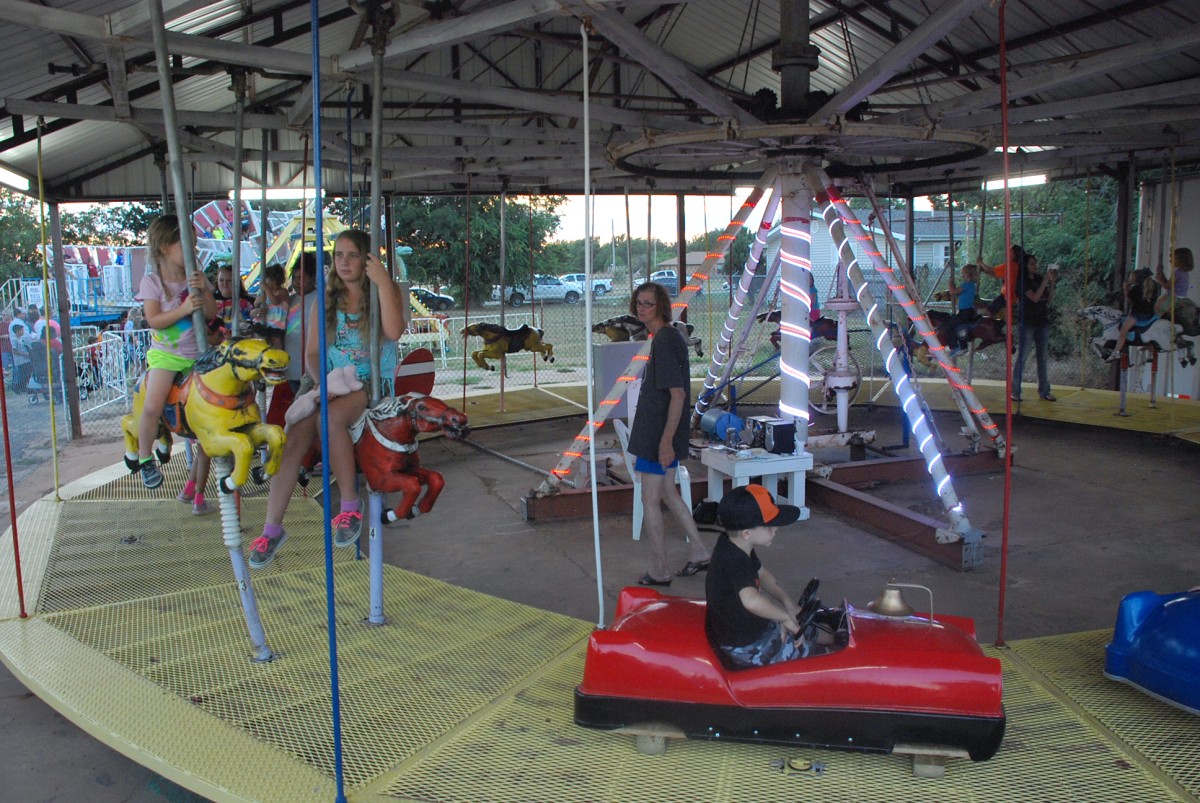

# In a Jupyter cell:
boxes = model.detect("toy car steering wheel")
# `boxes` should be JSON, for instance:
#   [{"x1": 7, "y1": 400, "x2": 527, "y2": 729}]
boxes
[{"x1": 795, "y1": 578, "x2": 821, "y2": 637}]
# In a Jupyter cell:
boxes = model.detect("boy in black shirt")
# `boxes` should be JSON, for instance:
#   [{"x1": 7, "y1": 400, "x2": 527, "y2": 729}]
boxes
[{"x1": 705, "y1": 485, "x2": 804, "y2": 668}]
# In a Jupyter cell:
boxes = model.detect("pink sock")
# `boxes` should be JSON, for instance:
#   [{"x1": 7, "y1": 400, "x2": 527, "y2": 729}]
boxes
[
  {"x1": 340, "y1": 499, "x2": 360, "y2": 514},
  {"x1": 263, "y1": 523, "x2": 283, "y2": 539},
  {"x1": 193, "y1": 492, "x2": 205, "y2": 506},
  {"x1": 182, "y1": 479, "x2": 197, "y2": 497}
]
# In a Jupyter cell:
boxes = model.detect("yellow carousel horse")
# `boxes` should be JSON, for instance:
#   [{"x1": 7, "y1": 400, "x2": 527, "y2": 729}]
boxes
[{"x1": 121, "y1": 337, "x2": 290, "y2": 493}]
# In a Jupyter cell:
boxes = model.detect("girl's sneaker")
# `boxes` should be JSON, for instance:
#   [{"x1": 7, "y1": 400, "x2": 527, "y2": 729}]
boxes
[
  {"x1": 332, "y1": 510, "x2": 363, "y2": 548},
  {"x1": 248, "y1": 531, "x2": 288, "y2": 569},
  {"x1": 141, "y1": 460, "x2": 163, "y2": 489},
  {"x1": 191, "y1": 499, "x2": 214, "y2": 516},
  {"x1": 177, "y1": 489, "x2": 194, "y2": 504}
]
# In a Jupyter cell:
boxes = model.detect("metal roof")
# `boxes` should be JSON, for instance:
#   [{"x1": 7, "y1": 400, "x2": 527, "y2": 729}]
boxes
[{"x1": 1, "y1": 0, "x2": 1199, "y2": 202}]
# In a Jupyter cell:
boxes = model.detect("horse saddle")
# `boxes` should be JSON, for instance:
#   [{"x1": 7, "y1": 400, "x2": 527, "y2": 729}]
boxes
[
  {"x1": 160, "y1": 372, "x2": 193, "y2": 432},
  {"x1": 1129, "y1": 315, "x2": 1160, "y2": 341}
]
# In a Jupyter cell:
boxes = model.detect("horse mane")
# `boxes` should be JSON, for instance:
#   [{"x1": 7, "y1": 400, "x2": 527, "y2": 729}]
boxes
[
  {"x1": 469, "y1": 322, "x2": 505, "y2": 336},
  {"x1": 349, "y1": 393, "x2": 425, "y2": 442},
  {"x1": 192, "y1": 339, "x2": 235, "y2": 374}
]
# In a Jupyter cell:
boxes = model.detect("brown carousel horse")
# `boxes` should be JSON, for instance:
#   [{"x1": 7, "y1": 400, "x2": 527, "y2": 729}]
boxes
[
  {"x1": 349, "y1": 392, "x2": 470, "y2": 522},
  {"x1": 461, "y1": 322, "x2": 555, "y2": 370},
  {"x1": 591, "y1": 315, "x2": 704, "y2": 356},
  {"x1": 756, "y1": 310, "x2": 838, "y2": 350}
]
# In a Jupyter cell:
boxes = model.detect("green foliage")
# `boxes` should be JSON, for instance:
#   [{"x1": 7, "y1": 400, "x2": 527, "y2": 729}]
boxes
[
  {"x1": 0, "y1": 189, "x2": 44, "y2": 281},
  {"x1": 60, "y1": 201, "x2": 163, "y2": 245},
  {"x1": 928, "y1": 177, "x2": 1124, "y2": 356},
  {"x1": 686, "y1": 228, "x2": 753, "y2": 281},
  {"x1": 387, "y1": 195, "x2": 564, "y2": 300}
]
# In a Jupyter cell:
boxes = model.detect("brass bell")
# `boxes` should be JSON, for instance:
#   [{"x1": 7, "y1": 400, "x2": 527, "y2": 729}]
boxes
[{"x1": 868, "y1": 584, "x2": 913, "y2": 617}]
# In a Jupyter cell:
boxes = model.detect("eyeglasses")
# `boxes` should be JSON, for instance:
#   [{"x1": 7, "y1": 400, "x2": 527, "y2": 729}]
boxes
[{"x1": 635, "y1": 300, "x2": 656, "y2": 308}]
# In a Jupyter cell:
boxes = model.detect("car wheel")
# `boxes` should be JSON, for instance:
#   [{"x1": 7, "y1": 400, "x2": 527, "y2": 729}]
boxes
[
  {"x1": 437, "y1": 300, "x2": 450, "y2": 311},
  {"x1": 565, "y1": 291, "x2": 581, "y2": 305},
  {"x1": 509, "y1": 293, "x2": 525, "y2": 307},
  {"x1": 594, "y1": 286, "x2": 607, "y2": 297}
]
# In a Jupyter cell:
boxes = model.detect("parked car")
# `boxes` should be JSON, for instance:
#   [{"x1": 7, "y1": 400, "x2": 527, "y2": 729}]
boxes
[
  {"x1": 411, "y1": 286, "x2": 455, "y2": 311},
  {"x1": 559, "y1": 273, "x2": 614, "y2": 297},
  {"x1": 648, "y1": 269, "x2": 680, "y2": 296},
  {"x1": 492, "y1": 275, "x2": 581, "y2": 306}
]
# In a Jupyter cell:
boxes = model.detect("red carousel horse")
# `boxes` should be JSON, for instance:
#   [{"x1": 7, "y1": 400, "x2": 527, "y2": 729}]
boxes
[{"x1": 349, "y1": 392, "x2": 470, "y2": 522}]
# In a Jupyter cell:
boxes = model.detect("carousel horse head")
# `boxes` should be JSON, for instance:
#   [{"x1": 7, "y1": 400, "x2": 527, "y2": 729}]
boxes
[
  {"x1": 461, "y1": 322, "x2": 555, "y2": 370},
  {"x1": 350, "y1": 393, "x2": 470, "y2": 522},
  {"x1": 592, "y1": 315, "x2": 643, "y2": 342},
  {"x1": 121, "y1": 336, "x2": 289, "y2": 492}
]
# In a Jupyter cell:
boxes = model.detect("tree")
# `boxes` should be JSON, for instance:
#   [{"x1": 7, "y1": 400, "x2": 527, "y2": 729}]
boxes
[
  {"x1": 929, "y1": 177, "x2": 1123, "y2": 355},
  {"x1": 61, "y1": 201, "x2": 163, "y2": 245},
  {"x1": 0, "y1": 189, "x2": 44, "y2": 281},
  {"x1": 386, "y1": 195, "x2": 565, "y2": 301},
  {"x1": 687, "y1": 227, "x2": 753, "y2": 282}
]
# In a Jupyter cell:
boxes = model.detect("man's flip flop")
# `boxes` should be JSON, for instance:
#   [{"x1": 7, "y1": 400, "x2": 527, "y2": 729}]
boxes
[
  {"x1": 638, "y1": 573, "x2": 672, "y2": 587},
  {"x1": 676, "y1": 560, "x2": 710, "y2": 577}
]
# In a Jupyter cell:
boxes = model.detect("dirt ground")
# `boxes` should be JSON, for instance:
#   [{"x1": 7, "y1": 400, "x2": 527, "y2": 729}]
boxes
[{"x1": 2, "y1": 406, "x2": 1198, "y2": 801}]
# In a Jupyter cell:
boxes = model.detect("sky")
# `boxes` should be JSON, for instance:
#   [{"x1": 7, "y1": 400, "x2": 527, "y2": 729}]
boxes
[
  {"x1": 549, "y1": 189, "x2": 932, "y2": 245},
  {"x1": 550, "y1": 190, "x2": 759, "y2": 244}
]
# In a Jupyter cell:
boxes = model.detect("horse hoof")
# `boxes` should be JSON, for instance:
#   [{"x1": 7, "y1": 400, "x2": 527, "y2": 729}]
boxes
[
  {"x1": 220, "y1": 476, "x2": 239, "y2": 494},
  {"x1": 156, "y1": 446, "x2": 172, "y2": 465},
  {"x1": 124, "y1": 454, "x2": 139, "y2": 472},
  {"x1": 297, "y1": 470, "x2": 310, "y2": 489},
  {"x1": 251, "y1": 466, "x2": 268, "y2": 485}
]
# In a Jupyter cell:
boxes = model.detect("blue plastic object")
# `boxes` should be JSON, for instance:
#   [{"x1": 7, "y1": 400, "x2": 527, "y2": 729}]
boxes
[{"x1": 1104, "y1": 589, "x2": 1200, "y2": 715}]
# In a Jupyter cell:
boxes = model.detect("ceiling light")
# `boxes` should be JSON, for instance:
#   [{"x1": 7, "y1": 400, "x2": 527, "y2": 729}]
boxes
[
  {"x1": 227, "y1": 187, "x2": 324, "y2": 201},
  {"x1": 0, "y1": 165, "x2": 30, "y2": 192}
]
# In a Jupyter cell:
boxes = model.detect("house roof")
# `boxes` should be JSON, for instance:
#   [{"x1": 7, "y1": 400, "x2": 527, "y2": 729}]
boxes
[{"x1": 1, "y1": 1, "x2": 1199, "y2": 203}]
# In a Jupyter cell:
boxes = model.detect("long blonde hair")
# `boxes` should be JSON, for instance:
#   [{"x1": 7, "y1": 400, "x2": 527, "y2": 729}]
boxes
[
  {"x1": 145, "y1": 215, "x2": 181, "y2": 275},
  {"x1": 325, "y1": 229, "x2": 377, "y2": 339}
]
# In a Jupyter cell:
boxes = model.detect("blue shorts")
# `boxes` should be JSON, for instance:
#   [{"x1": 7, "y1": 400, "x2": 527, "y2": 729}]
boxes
[{"x1": 634, "y1": 456, "x2": 679, "y2": 475}]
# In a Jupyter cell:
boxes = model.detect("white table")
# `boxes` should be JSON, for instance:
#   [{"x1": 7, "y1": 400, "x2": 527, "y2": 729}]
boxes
[{"x1": 700, "y1": 447, "x2": 813, "y2": 521}]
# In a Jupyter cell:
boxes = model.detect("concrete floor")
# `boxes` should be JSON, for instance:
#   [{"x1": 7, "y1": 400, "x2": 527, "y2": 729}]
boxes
[{"x1": 3, "y1": 405, "x2": 1199, "y2": 801}]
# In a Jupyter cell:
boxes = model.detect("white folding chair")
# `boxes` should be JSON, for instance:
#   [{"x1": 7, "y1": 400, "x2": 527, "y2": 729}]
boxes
[{"x1": 614, "y1": 417, "x2": 691, "y2": 541}]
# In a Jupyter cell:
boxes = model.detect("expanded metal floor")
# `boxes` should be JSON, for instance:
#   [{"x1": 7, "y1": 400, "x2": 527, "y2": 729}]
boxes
[{"x1": 1, "y1": 458, "x2": 1197, "y2": 802}]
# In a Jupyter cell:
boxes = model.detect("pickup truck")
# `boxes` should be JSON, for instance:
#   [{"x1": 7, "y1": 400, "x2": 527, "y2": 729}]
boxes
[
  {"x1": 492, "y1": 274, "x2": 581, "y2": 306},
  {"x1": 559, "y1": 273, "x2": 614, "y2": 297}
]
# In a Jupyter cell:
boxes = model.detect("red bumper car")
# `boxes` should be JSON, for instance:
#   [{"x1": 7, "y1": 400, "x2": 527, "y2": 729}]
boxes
[{"x1": 575, "y1": 585, "x2": 1004, "y2": 760}]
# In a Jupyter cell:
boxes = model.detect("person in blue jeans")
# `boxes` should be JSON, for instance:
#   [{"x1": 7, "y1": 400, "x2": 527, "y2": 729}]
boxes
[{"x1": 1012, "y1": 253, "x2": 1057, "y2": 402}]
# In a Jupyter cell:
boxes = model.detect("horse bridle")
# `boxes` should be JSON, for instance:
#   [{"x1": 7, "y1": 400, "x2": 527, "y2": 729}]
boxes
[{"x1": 350, "y1": 394, "x2": 430, "y2": 454}]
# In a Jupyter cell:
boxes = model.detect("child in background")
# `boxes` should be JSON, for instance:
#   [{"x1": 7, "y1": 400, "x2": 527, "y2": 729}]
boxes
[
  {"x1": 254, "y1": 263, "x2": 290, "y2": 349},
  {"x1": 1110, "y1": 268, "x2": 1160, "y2": 362},
  {"x1": 1156, "y1": 247, "x2": 1194, "y2": 314},
  {"x1": 132, "y1": 215, "x2": 218, "y2": 489},
  {"x1": 946, "y1": 263, "x2": 981, "y2": 357},
  {"x1": 212, "y1": 263, "x2": 254, "y2": 339}
]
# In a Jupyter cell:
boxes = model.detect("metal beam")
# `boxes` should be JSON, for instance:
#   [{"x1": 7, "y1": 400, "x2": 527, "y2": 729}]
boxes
[
  {"x1": 583, "y1": 7, "x2": 758, "y2": 125},
  {"x1": 809, "y1": 0, "x2": 987, "y2": 123},
  {"x1": 889, "y1": 23, "x2": 1200, "y2": 125}
]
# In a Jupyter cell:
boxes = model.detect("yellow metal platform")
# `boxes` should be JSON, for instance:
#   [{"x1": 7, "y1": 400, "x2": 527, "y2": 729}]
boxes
[{"x1": 1, "y1": 455, "x2": 1197, "y2": 802}]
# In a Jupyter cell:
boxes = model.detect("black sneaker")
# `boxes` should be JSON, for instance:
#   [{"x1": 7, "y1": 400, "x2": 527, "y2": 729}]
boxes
[
  {"x1": 140, "y1": 459, "x2": 163, "y2": 489},
  {"x1": 332, "y1": 510, "x2": 363, "y2": 548},
  {"x1": 248, "y1": 531, "x2": 288, "y2": 569}
]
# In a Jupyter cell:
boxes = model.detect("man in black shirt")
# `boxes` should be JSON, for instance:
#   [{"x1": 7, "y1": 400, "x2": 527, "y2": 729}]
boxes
[{"x1": 705, "y1": 485, "x2": 803, "y2": 668}]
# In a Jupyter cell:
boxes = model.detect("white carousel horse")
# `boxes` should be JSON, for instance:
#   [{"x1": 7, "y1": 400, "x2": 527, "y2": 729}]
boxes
[{"x1": 1077, "y1": 305, "x2": 1196, "y2": 367}]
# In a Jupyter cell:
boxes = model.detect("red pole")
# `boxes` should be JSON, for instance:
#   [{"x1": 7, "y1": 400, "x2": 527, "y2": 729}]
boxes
[
  {"x1": 996, "y1": 0, "x2": 1014, "y2": 648},
  {"x1": 0, "y1": 368, "x2": 28, "y2": 618}
]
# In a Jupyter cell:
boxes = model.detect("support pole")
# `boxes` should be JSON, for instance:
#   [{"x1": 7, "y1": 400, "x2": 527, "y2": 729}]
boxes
[
  {"x1": 147, "y1": 0, "x2": 207, "y2": 351},
  {"x1": 777, "y1": 165, "x2": 813, "y2": 447},
  {"x1": 366, "y1": 17, "x2": 389, "y2": 627},
  {"x1": 230, "y1": 70, "x2": 246, "y2": 336},
  {"x1": 215, "y1": 456, "x2": 274, "y2": 662},
  {"x1": 814, "y1": 186, "x2": 982, "y2": 564}
]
